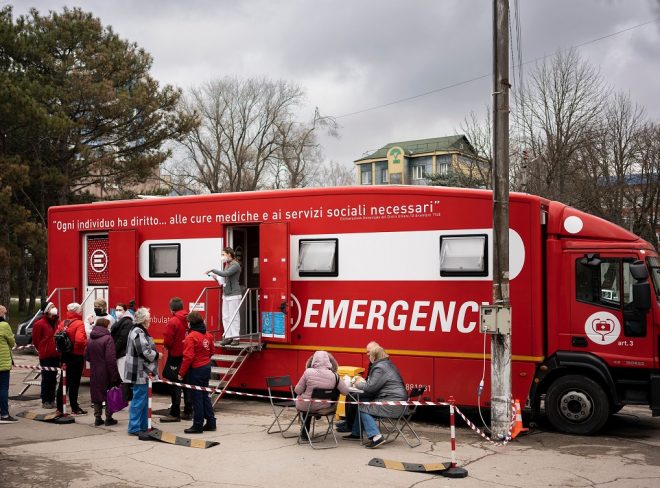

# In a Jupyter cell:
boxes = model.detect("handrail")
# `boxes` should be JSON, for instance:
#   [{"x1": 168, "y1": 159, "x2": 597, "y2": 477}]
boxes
[
  {"x1": 80, "y1": 286, "x2": 107, "y2": 309},
  {"x1": 217, "y1": 287, "x2": 260, "y2": 342},
  {"x1": 189, "y1": 285, "x2": 222, "y2": 316},
  {"x1": 24, "y1": 287, "x2": 76, "y2": 330}
]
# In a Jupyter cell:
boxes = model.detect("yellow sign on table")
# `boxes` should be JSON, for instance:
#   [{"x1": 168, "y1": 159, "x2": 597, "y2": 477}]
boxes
[{"x1": 336, "y1": 366, "x2": 365, "y2": 418}]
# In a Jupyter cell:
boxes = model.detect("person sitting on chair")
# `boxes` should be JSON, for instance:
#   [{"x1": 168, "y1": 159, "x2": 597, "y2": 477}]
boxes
[
  {"x1": 294, "y1": 350, "x2": 349, "y2": 440},
  {"x1": 344, "y1": 342, "x2": 407, "y2": 449}
]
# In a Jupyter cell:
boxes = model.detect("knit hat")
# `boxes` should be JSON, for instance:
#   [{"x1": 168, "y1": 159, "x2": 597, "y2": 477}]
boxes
[
  {"x1": 67, "y1": 302, "x2": 83, "y2": 314},
  {"x1": 41, "y1": 301, "x2": 55, "y2": 313}
]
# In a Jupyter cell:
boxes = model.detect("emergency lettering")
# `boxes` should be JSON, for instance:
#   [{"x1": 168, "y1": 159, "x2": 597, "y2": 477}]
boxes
[{"x1": 302, "y1": 299, "x2": 481, "y2": 333}]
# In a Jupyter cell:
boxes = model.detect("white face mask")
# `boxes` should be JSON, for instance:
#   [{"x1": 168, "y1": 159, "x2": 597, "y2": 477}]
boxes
[
  {"x1": 49, "y1": 307, "x2": 58, "y2": 316},
  {"x1": 116, "y1": 310, "x2": 124, "y2": 319}
]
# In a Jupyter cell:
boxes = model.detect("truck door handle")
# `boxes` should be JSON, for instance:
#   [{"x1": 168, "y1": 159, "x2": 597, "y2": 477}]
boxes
[
  {"x1": 572, "y1": 336, "x2": 588, "y2": 347},
  {"x1": 280, "y1": 301, "x2": 287, "y2": 314}
]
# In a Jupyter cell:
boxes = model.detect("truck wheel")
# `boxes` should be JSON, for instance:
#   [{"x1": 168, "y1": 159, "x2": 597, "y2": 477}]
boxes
[{"x1": 545, "y1": 375, "x2": 609, "y2": 435}]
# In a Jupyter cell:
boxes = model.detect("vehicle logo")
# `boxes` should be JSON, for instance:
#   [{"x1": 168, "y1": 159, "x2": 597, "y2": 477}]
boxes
[
  {"x1": 90, "y1": 249, "x2": 108, "y2": 273},
  {"x1": 584, "y1": 311, "x2": 620, "y2": 345}
]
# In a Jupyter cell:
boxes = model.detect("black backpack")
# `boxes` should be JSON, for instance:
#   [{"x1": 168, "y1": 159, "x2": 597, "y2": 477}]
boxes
[{"x1": 54, "y1": 320, "x2": 73, "y2": 354}]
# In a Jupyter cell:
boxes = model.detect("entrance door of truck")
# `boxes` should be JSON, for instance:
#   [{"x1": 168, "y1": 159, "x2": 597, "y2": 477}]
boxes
[
  {"x1": 109, "y1": 230, "x2": 138, "y2": 310},
  {"x1": 83, "y1": 234, "x2": 109, "y2": 319},
  {"x1": 259, "y1": 222, "x2": 290, "y2": 343},
  {"x1": 569, "y1": 252, "x2": 653, "y2": 366}
]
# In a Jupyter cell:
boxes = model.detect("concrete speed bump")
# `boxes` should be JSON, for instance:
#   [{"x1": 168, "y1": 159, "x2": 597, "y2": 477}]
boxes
[
  {"x1": 16, "y1": 411, "x2": 74, "y2": 423},
  {"x1": 368, "y1": 458, "x2": 451, "y2": 474},
  {"x1": 147, "y1": 427, "x2": 219, "y2": 449}
]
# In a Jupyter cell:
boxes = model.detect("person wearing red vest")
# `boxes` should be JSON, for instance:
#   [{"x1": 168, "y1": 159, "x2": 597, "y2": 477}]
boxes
[
  {"x1": 160, "y1": 297, "x2": 192, "y2": 422},
  {"x1": 56, "y1": 302, "x2": 88, "y2": 416},
  {"x1": 31, "y1": 302, "x2": 60, "y2": 408},
  {"x1": 178, "y1": 312, "x2": 216, "y2": 434}
]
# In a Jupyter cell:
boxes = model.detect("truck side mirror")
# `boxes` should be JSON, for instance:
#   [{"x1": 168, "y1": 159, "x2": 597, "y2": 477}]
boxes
[
  {"x1": 630, "y1": 260, "x2": 649, "y2": 281},
  {"x1": 632, "y1": 282, "x2": 651, "y2": 311}
]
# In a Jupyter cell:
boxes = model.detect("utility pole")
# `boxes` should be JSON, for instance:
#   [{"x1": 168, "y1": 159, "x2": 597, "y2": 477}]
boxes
[{"x1": 491, "y1": 0, "x2": 512, "y2": 439}]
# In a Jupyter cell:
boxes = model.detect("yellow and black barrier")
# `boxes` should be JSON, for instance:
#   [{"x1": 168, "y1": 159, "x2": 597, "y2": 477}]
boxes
[
  {"x1": 147, "y1": 427, "x2": 219, "y2": 449},
  {"x1": 16, "y1": 411, "x2": 69, "y2": 423},
  {"x1": 368, "y1": 458, "x2": 451, "y2": 474}
]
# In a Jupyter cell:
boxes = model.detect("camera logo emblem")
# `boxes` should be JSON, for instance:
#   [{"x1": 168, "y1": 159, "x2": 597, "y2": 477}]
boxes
[{"x1": 584, "y1": 311, "x2": 620, "y2": 345}]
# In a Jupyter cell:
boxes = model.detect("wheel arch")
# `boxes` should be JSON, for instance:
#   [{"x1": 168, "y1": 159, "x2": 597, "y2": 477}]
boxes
[{"x1": 530, "y1": 351, "x2": 619, "y2": 415}]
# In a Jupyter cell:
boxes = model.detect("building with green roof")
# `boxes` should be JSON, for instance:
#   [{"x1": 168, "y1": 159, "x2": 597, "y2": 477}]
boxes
[{"x1": 354, "y1": 134, "x2": 484, "y2": 186}]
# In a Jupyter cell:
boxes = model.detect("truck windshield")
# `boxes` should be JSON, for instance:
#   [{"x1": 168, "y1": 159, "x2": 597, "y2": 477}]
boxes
[{"x1": 648, "y1": 256, "x2": 660, "y2": 302}]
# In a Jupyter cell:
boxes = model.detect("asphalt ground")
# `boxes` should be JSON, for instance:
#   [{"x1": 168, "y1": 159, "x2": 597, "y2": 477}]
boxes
[{"x1": 2, "y1": 353, "x2": 660, "y2": 488}]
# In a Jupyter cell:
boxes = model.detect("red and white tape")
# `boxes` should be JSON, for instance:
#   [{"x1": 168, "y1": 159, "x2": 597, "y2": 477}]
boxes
[
  {"x1": 453, "y1": 402, "x2": 516, "y2": 446},
  {"x1": 12, "y1": 344, "x2": 37, "y2": 351},
  {"x1": 12, "y1": 364, "x2": 60, "y2": 372}
]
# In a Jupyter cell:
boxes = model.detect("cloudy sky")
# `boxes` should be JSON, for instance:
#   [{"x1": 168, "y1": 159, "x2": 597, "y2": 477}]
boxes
[{"x1": 7, "y1": 0, "x2": 660, "y2": 167}]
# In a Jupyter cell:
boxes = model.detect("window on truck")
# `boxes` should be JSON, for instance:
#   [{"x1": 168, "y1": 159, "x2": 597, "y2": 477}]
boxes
[
  {"x1": 297, "y1": 238, "x2": 338, "y2": 277},
  {"x1": 439, "y1": 234, "x2": 488, "y2": 277},
  {"x1": 149, "y1": 243, "x2": 181, "y2": 278},
  {"x1": 575, "y1": 257, "x2": 646, "y2": 337},
  {"x1": 647, "y1": 256, "x2": 660, "y2": 302}
]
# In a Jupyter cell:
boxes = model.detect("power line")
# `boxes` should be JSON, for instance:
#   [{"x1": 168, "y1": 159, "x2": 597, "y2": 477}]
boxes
[{"x1": 332, "y1": 17, "x2": 660, "y2": 120}]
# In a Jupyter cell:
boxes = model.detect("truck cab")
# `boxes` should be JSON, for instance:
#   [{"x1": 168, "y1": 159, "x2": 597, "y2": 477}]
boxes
[{"x1": 535, "y1": 202, "x2": 660, "y2": 434}]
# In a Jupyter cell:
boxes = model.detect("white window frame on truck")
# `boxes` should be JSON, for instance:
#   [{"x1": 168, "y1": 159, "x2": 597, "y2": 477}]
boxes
[{"x1": 439, "y1": 234, "x2": 488, "y2": 277}]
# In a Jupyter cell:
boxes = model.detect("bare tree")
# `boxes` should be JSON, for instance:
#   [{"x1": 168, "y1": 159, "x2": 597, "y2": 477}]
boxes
[
  {"x1": 457, "y1": 109, "x2": 493, "y2": 189},
  {"x1": 516, "y1": 49, "x2": 608, "y2": 204},
  {"x1": 312, "y1": 161, "x2": 355, "y2": 187},
  {"x1": 178, "y1": 77, "x2": 324, "y2": 193}
]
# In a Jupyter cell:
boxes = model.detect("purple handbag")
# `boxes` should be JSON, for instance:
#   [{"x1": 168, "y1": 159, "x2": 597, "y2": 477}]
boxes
[{"x1": 106, "y1": 386, "x2": 129, "y2": 414}]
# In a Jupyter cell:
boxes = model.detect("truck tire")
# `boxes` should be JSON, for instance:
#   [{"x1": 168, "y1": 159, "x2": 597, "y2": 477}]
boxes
[{"x1": 545, "y1": 375, "x2": 609, "y2": 435}]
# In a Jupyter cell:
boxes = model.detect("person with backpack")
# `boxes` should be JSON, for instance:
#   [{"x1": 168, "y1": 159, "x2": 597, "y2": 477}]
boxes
[
  {"x1": 85, "y1": 318, "x2": 121, "y2": 426},
  {"x1": 160, "y1": 297, "x2": 192, "y2": 423},
  {"x1": 31, "y1": 302, "x2": 61, "y2": 409},
  {"x1": 178, "y1": 312, "x2": 216, "y2": 434},
  {"x1": 56, "y1": 302, "x2": 88, "y2": 416},
  {"x1": 125, "y1": 307, "x2": 159, "y2": 436},
  {"x1": 0, "y1": 305, "x2": 17, "y2": 423},
  {"x1": 110, "y1": 304, "x2": 135, "y2": 403}
]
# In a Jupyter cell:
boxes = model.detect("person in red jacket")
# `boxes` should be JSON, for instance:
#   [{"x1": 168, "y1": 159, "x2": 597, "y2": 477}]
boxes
[
  {"x1": 178, "y1": 312, "x2": 216, "y2": 434},
  {"x1": 56, "y1": 302, "x2": 88, "y2": 416},
  {"x1": 31, "y1": 302, "x2": 60, "y2": 409},
  {"x1": 160, "y1": 297, "x2": 192, "y2": 422}
]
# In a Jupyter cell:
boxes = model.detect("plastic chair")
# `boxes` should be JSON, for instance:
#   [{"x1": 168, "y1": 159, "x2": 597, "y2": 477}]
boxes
[
  {"x1": 266, "y1": 375, "x2": 298, "y2": 437},
  {"x1": 297, "y1": 387, "x2": 340, "y2": 449},
  {"x1": 377, "y1": 386, "x2": 426, "y2": 447}
]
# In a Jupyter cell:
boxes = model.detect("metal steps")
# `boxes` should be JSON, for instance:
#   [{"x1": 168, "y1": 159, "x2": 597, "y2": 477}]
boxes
[{"x1": 209, "y1": 338, "x2": 263, "y2": 407}]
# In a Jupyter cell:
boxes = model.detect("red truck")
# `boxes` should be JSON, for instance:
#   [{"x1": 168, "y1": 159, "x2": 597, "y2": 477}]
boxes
[{"x1": 46, "y1": 186, "x2": 660, "y2": 434}]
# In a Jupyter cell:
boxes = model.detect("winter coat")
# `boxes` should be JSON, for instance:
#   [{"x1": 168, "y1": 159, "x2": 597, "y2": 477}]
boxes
[
  {"x1": 124, "y1": 324, "x2": 159, "y2": 384},
  {"x1": 31, "y1": 314, "x2": 60, "y2": 360},
  {"x1": 295, "y1": 351, "x2": 349, "y2": 414},
  {"x1": 357, "y1": 358, "x2": 408, "y2": 418},
  {"x1": 111, "y1": 316, "x2": 134, "y2": 359},
  {"x1": 58, "y1": 311, "x2": 87, "y2": 356},
  {"x1": 211, "y1": 260, "x2": 241, "y2": 296},
  {"x1": 85, "y1": 325, "x2": 120, "y2": 403},
  {"x1": 179, "y1": 321, "x2": 215, "y2": 378},
  {"x1": 163, "y1": 310, "x2": 188, "y2": 358},
  {"x1": 0, "y1": 319, "x2": 15, "y2": 372}
]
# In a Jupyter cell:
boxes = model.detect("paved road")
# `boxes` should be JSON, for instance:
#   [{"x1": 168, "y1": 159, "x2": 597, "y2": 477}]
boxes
[{"x1": 2, "y1": 355, "x2": 660, "y2": 487}]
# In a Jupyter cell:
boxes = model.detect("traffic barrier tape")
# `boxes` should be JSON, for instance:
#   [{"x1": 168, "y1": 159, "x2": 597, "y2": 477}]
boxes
[
  {"x1": 148, "y1": 427, "x2": 219, "y2": 449},
  {"x1": 454, "y1": 402, "x2": 516, "y2": 447},
  {"x1": 12, "y1": 345, "x2": 37, "y2": 351},
  {"x1": 16, "y1": 411, "x2": 61, "y2": 422},
  {"x1": 12, "y1": 364, "x2": 61, "y2": 372},
  {"x1": 368, "y1": 458, "x2": 451, "y2": 474}
]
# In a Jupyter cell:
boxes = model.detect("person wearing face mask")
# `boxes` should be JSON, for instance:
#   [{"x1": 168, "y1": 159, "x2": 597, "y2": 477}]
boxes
[
  {"x1": 86, "y1": 298, "x2": 115, "y2": 339},
  {"x1": 31, "y1": 302, "x2": 61, "y2": 409},
  {"x1": 56, "y1": 302, "x2": 88, "y2": 416},
  {"x1": 110, "y1": 303, "x2": 134, "y2": 401},
  {"x1": 206, "y1": 247, "x2": 242, "y2": 346}
]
